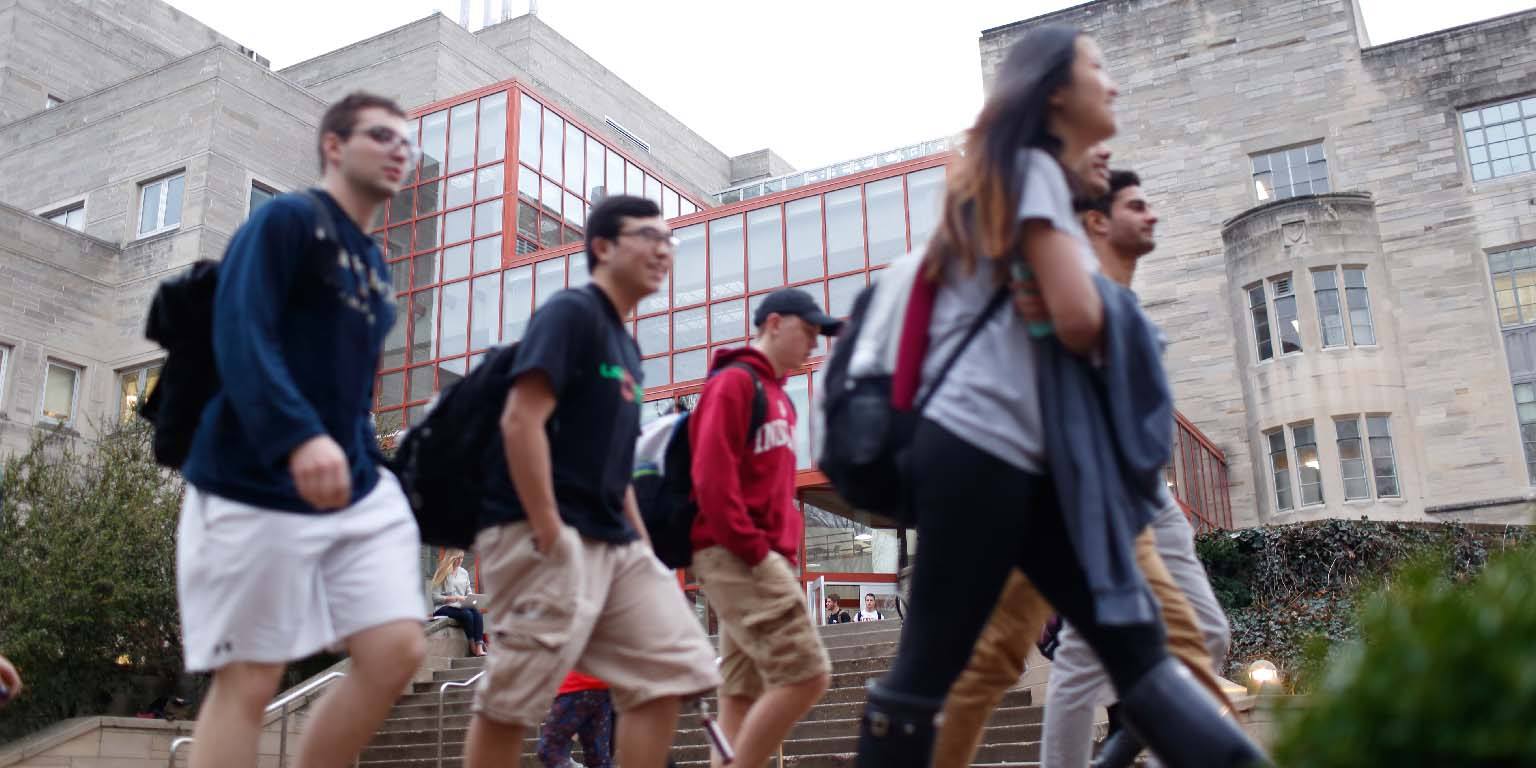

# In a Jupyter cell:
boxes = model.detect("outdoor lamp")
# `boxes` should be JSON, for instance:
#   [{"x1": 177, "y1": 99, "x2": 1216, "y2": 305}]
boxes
[{"x1": 1248, "y1": 659, "x2": 1279, "y2": 690}]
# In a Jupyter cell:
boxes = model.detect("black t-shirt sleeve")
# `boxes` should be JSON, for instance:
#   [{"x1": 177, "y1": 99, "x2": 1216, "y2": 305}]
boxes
[{"x1": 509, "y1": 291, "x2": 595, "y2": 396}]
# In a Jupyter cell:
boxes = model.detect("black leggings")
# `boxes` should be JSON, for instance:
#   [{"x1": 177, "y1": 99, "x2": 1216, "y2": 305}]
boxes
[
  {"x1": 882, "y1": 419, "x2": 1167, "y2": 700},
  {"x1": 434, "y1": 604, "x2": 484, "y2": 642}
]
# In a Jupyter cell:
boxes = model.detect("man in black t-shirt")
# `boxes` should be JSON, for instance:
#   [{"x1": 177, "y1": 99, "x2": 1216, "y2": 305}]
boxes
[{"x1": 464, "y1": 196, "x2": 719, "y2": 768}]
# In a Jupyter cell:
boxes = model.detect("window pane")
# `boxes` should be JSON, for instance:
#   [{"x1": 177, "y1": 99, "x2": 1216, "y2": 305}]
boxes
[
  {"x1": 1268, "y1": 430, "x2": 1292, "y2": 511},
  {"x1": 389, "y1": 225, "x2": 412, "y2": 259},
  {"x1": 747, "y1": 207, "x2": 784, "y2": 291},
  {"x1": 673, "y1": 348, "x2": 707, "y2": 383},
  {"x1": 642, "y1": 356, "x2": 669, "y2": 387},
  {"x1": 440, "y1": 281, "x2": 469, "y2": 356},
  {"x1": 1295, "y1": 424, "x2": 1322, "y2": 505},
  {"x1": 1251, "y1": 301, "x2": 1273, "y2": 361},
  {"x1": 906, "y1": 166, "x2": 945, "y2": 248},
  {"x1": 673, "y1": 307, "x2": 707, "y2": 349},
  {"x1": 711, "y1": 299, "x2": 746, "y2": 343},
  {"x1": 538, "y1": 214, "x2": 561, "y2": 248},
  {"x1": 674, "y1": 224, "x2": 707, "y2": 306},
  {"x1": 414, "y1": 215, "x2": 440, "y2": 252},
  {"x1": 438, "y1": 357, "x2": 467, "y2": 391},
  {"x1": 478, "y1": 91, "x2": 507, "y2": 164},
  {"x1": 391, "y1": 188, "x2": 414, "y2": 222},
  {"x1": 825, "y1": 187, "x2": 865, "y2": 274},
  {"x1": 470, "y1": 274, "x2": 499, "y2": 350},
  {"x1": 568, "y1": 253, "x2": 590, "y2": 288},
  {"x1": 664, "y1": 187, "x2": 680, "y2": 220},
  {"x1": 516, "y1": 202, "x2": 539, "y2": 242},
  {"x1": 446, "y1": 171, "x2": 474, "y2": 209},
  {"x1": 1274, "y1": 293, "x2": 1302, "y2": 354},
  {"x1": 1344, "y1": 268, "x2": 1375, "y2": 345},
  {"x1": 865, "y1": 177, "x2": 906, "y2": 266},
  {"x1": 644, "y1": 174, "x2": 662, "y2": 206},
  {"x1": 382, "y1": 294, "x2": 408, "y2": 368},
  {"x1": 784, "y1": 374, "x2": 812, "y2": 469},
  {"x1": 444, "y1": 207, "x2": 472, "y2": 245},
  {"x1": 587, "y1": 141, "x2": 606, "y2": 201},
  {"x1": 709, "y1": 216, "x2": 746, "y2": 300},
  {"x1": 535, "y1": 257, "x2": 565, "y2": 308},
  {"x1": 1314, "y1": 271, "x2": 1345, "y2": 347},
  {"x1": 502, "y1": 266, "x2": 533, "y2": 343},
  {"x1": 475, "y1": 199, "x2": 503, "y2": 238},
  {"x1": 517, "y1": 95, "x2": 540, "y2": 168},
  {"x1": 626, "y1": 162, "x2": 643, "y2": 200},
  {"x1": 473, "y1": 235, "x2": 501, "y2": 274},
  {"x1": 420, "y1": 110, "x2": 448, "y2": 179},
  {"x1": 249, "y1": 184, "x2": 276, "y2": 217},
  {"x1": 476, "y1": 163, "x2": 504, "y2": 201},
  {"x1": 379, "y1": 371, "x2": 404, "y2": 407},
  {"x1": 786, "y1": 197, "x2": 825, "y2": 283},
  {"x1": 1367, "y1": 416, "x2": 1399, "y2": 497},
  {"x1": 447, "y1": 102, "x2": 477, "y2": 174},
  {"x1": 607, "y1": 151, "x2": 625, "y2": 195},
  {"x1": 408, "y1": 365, "x2": 435, "y2": 402},
  {"x1": 416, "y1": 180, "x2": 443, "y2": 218},
  {"x1": 409, "y1": 290, "x2": 434, "y2": 362},
  {"x1": 542, "y1": 110, "x2": 563, "y2": 185},
  {"x1": 390, "y1": 259, "x2": 410, "y2": 293},
  {"x1": 639, "y1": 267, "x2": 671, "y2": 315},
  {"x1": 565, "y1": 124, "x2": 585, "y2": 197},
  {"x1": 562, "y1": 192, "x2": 583, "y2": 229},
  {"x1": 540, "y1": 176, "x2": 561, "y2": 217},
  {"x1": 163, "y1": 175, "x2": 184, "y2": 228},
  {"x1": 413, "y1": 251, "x2": 438, "y2": 288},
  {"x1": 827, "y1": 273, "x2": 865, "y2": 318},
  {"x1": 637, "y1": 315, "x2": 668, "y2": 356}
]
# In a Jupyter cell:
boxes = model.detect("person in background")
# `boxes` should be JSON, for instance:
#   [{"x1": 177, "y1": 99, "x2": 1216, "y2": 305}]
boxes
[
  {"x1": 856, "y1": 594, "x2": 885, "y2": 622},
  {"x1": 431, "y1": 549, "x2": 486, "y2": 657},
  {"x1": 824, "y1": 595, "x2": 852, "y2": 625},
  {"x1": 537, "y1": 672, "x2": 615, "y2": 768},
  {"x1": 688, "y1": 286, "x2": 839, "y2": 768},
  {"x1": 0, "y1": 654, "x2": 20, "y2": 706}
]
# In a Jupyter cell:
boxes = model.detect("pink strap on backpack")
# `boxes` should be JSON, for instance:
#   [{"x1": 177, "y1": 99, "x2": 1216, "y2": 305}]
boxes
[{"x1": 890, "y1": 276, "x2": 937, "y2": 411}]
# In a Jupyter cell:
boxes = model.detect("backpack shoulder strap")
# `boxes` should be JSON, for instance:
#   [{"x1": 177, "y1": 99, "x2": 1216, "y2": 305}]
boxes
[
  {"x1": 724, "y1": 362, "x2": 768, "y2": 449},
  {"x1": 916, "y1": 286, "x2": 1009, "y2": 413},
  {"x1": 296, "y1": 189, "x2": 342, "y2": 247}
]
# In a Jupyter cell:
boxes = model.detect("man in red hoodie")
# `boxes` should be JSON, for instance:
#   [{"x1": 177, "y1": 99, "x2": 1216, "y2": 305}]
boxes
[{"x1": 690, "y1": 287, "x2": 842, "y2": 768}]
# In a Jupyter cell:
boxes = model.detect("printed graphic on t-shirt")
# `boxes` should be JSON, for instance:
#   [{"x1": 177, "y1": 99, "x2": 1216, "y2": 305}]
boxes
[{"x1": 598, "y1": 362, "x2": 643, "y2": 403}]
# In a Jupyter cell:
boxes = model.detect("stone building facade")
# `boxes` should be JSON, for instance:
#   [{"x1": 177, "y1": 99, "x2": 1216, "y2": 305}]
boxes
[
  {"x1": 0, "y1": 0, "x2": 748, "y2": 458},
  {"x1": 983, "y1": 0, "x2": 1536, "y2": 526}
]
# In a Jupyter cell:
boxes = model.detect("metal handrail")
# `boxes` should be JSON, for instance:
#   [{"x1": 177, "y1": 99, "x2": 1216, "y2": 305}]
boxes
[
  {"x1": 167, "y1": 671, "x2": 347, "y2": 768},
  {"x1": 437, "y1": 670, "x2": 485, "y2": 768}
]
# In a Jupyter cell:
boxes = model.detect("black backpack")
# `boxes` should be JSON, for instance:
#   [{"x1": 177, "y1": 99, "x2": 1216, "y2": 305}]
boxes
[
  {"x1": 389, "y1": 342, "x2": 522, "y2": 549},
  {"x1": 139, "y1": 190, "x2": 341, "y2": 468},
  {"x1": 632, "y1": 362, "x2": 770, "y2": 569},
  {"x1": 392, "y1": 287, "x2": 609, "y2": 548},
  {"x1": 817, "y1": 281, "x2": 1006, "y2": 524}
]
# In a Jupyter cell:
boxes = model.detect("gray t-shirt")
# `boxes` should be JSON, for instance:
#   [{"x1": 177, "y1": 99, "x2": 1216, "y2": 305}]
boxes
[{"x1": 920, "y1": 148, "x2": 1098, "y2": 473}]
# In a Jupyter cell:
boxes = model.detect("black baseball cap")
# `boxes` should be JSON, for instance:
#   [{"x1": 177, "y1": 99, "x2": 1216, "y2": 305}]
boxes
[{"x1": 753, "y1": 288, "x2": 843, "y2": 336}]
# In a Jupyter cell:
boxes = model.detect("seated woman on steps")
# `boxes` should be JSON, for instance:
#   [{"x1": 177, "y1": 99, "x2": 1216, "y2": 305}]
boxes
[{"x1": 430, "y1": 549, "x2": 487, "y2": 657}]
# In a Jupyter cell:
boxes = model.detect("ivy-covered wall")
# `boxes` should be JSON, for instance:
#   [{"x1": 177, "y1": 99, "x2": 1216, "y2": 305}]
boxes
[{"x1": 1196, "y1": 518, "x2": 1532, "y2": 690}]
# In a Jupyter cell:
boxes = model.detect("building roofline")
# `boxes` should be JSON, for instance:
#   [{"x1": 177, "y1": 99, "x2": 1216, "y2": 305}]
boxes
[
  {"x1": 277, "y1": 12, "x2": 452, "y2": 75},
  {"x1": 979, "y1": 1, "x2": 1100, "y2": 37},
  {"x1": 1361, "y1": 5, "x2": 1536, "y2": 53},
  {"x1": 1220, "y1": 190, "x2": 1373, "y2": 232},
  {"x1": 0, "y1": 201, "x2": 122, "y2": 251}
]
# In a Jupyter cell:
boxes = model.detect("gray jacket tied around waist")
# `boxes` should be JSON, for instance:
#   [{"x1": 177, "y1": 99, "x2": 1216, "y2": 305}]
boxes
[{"x1": 1036, "y1": 272, "x2": 1173, "y2": 626}]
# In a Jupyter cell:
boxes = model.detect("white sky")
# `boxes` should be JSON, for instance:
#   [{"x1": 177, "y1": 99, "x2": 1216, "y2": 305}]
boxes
[{"x1": 166, "y1": 0, "x2": 1534, "y2": 172}]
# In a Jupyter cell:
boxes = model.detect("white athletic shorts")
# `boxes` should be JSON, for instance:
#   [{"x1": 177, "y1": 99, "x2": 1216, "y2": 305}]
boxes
[{"x1": 177, "y1": 470, "x2": 426, "y2": 672}]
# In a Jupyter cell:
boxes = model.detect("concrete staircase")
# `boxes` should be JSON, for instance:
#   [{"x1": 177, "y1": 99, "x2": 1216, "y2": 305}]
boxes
[{"x1": 357, "y1": 618, "x2": 1047, "y2": 767}]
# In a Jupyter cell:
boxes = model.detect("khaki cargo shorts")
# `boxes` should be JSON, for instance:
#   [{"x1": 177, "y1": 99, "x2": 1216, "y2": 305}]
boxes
[
  {"x1": 693, "y1": 547, "x2": 831, "y2": 699},
  {"x1": 472, "y1": 523, "x2": 721, "y2": 726}
]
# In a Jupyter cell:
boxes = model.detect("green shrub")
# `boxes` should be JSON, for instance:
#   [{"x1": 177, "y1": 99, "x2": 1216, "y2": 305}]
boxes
[
  {"x1": 1272, "y1": 544, "x2": 1536, "y2": 766},
  {"x1": 0, "y1": 422, "x2": 184, "y2": 740}
]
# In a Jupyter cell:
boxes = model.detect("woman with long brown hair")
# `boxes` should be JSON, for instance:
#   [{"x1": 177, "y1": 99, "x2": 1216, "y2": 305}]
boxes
[{"x1": 854, "y1": 26, "x2": 1265, "y2": 768}]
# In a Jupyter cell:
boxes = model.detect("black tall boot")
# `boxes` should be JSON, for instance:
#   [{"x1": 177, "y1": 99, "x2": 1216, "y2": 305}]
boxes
[
  {"x1": 1118, "y1": 659, "x2": 1270, "y2": 768},
  {"x1": 1091, "y1": 728, "x2": 1145, "y2": 768},
  {"x1": 856, "y1": 681, "x2": 943, "y2": 768}
]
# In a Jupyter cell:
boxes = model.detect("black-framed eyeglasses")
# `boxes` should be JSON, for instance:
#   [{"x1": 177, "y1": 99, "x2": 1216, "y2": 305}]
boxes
[
  {"x1": 617, "y1": 228, "x2": 681, "y2": 249},
  {"x1": 346, "y1": 125, "x2": 422, "y2": 163}
]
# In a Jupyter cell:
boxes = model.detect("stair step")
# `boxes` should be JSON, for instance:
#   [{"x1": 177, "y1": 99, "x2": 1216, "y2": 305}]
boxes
[{"x1": 412, "y1": 652, "x2": 907, "y2": 694}]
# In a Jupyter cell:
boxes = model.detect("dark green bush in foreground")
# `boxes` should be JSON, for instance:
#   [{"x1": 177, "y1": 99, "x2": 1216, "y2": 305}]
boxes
[{"x1": 1272, "y1": 545, "x2": 1536, "y2": 766}]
